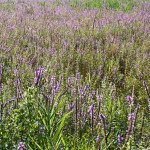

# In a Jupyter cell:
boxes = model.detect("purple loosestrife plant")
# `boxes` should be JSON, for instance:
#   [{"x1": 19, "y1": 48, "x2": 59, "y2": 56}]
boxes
[
  {"x1": 128, "y1": 113, "x2": 135, "y2": 124},
  {"x1": 14, "y1": 69, "x2": 19, "y2": 77},
  {"x1": 51, "y1": 88, "x2": 56, "y2": 105},
  {"x1": 100, "y1": 113, "x2": 107, "y2": 144},
  {"x1": 0, "y1": 64, "x2": 2, "y2": 80},
  {"x1": 34, "y1": 67, "x2": 45, "y2": 87},
  {"x1": 96, "y1": 135, "x2": 100, "y2": 143},
  {"x1": 111, "y1": 95, "x2": 114, "y2": 101},
  {"x1": 55, "y1": 83, "x2": 59, "y2": 91},
  {"x1": 138, "y1": 108, "x2": 145, "y2": 144},
  {"x1": 125, "y1": 94, "x2": 135, "y2": 145},
  {"x1": 17, "y1": 78, "x2": 22, "y2": 100},
  {"x1": 89, "y1": 104, "x2": 95, "y2": 134},
  {"x1": 148, "y1": 98, "x2": 150, "y2": 111},
  {"x1": 68, "y1": 104, "x2": 74, "y2": 111},
  {"x1": 139, "y1": 71, "x2": 142, "y2": 80},
  {"x1": 79, "y1": 85, "x2": 84, "y2": 99},
  {"x1": 99, "y1": 66, "x2": 103, "y2": 77},
  {"x1": 97, "y1": 95, "x2": 102, "y2": 118},
  {"x1": 67, "y1": 76, "x2": 72, "y2": 88},
  {"x1": 18, "y1": 142, "x2": 27, "y2": 150},
  {"x1": 85, "y1": 84, "x2": 90, "y2": 92},
  {"x1": 90, "y1": 90, "x2": 96, "y2": 100},
  {"x1": 75, "y1": 72, "x2": 80, "y2": 86},
  {"x1": 72, "y1": 88, "x2": 76, "y2": 95},
  {"x1": 100, "y1": 113, "x2": 105, "y2": 124},
  {"x1": 113, "y1": 67, "x2": 117, "y2": 74},
  {"x1": 55, "y1": 75, "x2": 63, "y2": 92},
  {"x1": 143, "y1": 81, "x2": 150, "y2": 98},
  {"x1": 14, "y1": 69, "x2": 22, "y2": 105},
  {"x1": 1, "y1": 1, "x2": 150, "y2": 148},
  {"x1": 118, "y1": 135, "x2": 124, "y2": 146},
  {"x1": 75, "y1": 72, "x2": 80, "y2": 140},
  {"x1": 50, "y1": 75, "x2": 56, "y2": 88},
  {"x1": 133, "y1": 103, "x2": 140, "y2": 140},
  {"x1": 143, "y1": 81, "x2": 147, "y2": 87},
  {"x1": 127, "y1": 95, "x2": 133, "y2": 105},
  {"x1": 89, "y1": 104, "x2": 95, "y2": 117},
  {"x1": 98, "y1": 95, "x2": 102, "y2": 103},
  {"x1": 59, "y1": 74, "x2": 63, "y2": 85},
  {"x1": 46, "y1": 95, "x2": 51, "y2": 104},
  {"x1": 79, "y1": 85, "x2": 84, "y2": 127},
  {"x1": 0, "y1": 83, "x2": 3, "y2": 94},
  {"x1": 96, "y1": 135, "x2": 100, "y2": 149}
]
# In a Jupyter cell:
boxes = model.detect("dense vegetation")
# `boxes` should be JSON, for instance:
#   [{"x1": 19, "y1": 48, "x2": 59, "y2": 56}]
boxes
[{"x1": 0, "y1": 0, "x2": 150, "y2": 149}]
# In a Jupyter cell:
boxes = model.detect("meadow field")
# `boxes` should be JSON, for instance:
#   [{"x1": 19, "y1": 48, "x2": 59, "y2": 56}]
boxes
[{"x1": 0, "y1": 0, "x2": 150, "y2": 149}]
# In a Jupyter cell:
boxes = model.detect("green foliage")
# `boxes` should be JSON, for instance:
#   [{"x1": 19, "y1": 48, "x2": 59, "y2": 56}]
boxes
[
  {"x1": 0, "y1": 87, "x2": 71, "y2": 149},
  {"x1": 107, "y1": 0, "x2": 120, "y2": 10},
  {"x1": 29, "y1": 94, "x2": 72, "y2": 149},
  {"x1": 38, "y1": 1, "x2": 46, "y2": 6},
  {"x1": 67, "y1": 0, "x2": 143, "y2": 11}
]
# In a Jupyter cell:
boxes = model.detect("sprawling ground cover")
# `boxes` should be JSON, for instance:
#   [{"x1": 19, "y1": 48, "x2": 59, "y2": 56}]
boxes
[{"x1": 0, "y1": 0, "x2": 150, "y2": 149}]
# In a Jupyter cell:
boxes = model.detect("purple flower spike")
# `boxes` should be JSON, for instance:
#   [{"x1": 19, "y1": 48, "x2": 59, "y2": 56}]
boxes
[
  {"x1": 59, "y1": 74, "x2": 63, "y2": 85},
  {"x1": 111, "y1": 96, "x2": 114, "y2": 101},
  {"x1": 127, "y1": 95, "x2": 132, "y2": 103},
  {"x1": 139, "y1": 71, "x2": 142, "y2": 79},
  {"x1": 75, "y1": 72, "x2": 80, "y2": 85},
  {"x1": 92, "y1": 90, "x2": 95, "y2": 95},
  {"x1": 148, "y1": 98, "x2": 150, "y2": 111},
  {"x1": 50, "y1": 75, "x2": 56, "y2": 87},
  {"x1": 14, "y1": 69, "x2": 19, "y2": 77},
  {"x1": 89, "y1": 104, "x2": 95, "y2": 113},
  {"x1": 96, "y1": 135, "x2": 100, "y2": 143},
  {"x1": 67, "y1": 76, "x2": 72, "y2": 88},
  {"x1": 0, "y1": 64, "x2": 2, "y2": 78},
  {"x1": 85, "y1": 84, "x2": 90, "y2": 92},
  {"x1": 118, "y1": 135, "x2": 124, "y2": 145},
  {"x1": 34, "y1": 67, "x2": 45, "y2": 86},
  {"x1": 128, "y1": 113, "x2": 135, "y2": 121},
  {"x1": 99, "y1": 66, "x2": 103, "y2": 77},
  {"x1": 0, "y1": 83, "x2": 3, "y2": 94},
  {"x1": 114, "y1": 68, "x2": 117, "y2": 74},
  {"x1": 143, "y1": 81, "x2": 149, "y2": 97},
  {"x1": 0, "y1": 83, "x2": 3, "y2": 89},
  {"x1": 98, "y1": 95, "x2": 102, "y2": 103},
  {"x1": 46, "y1": 95, "x2": 50, "y2": 102},
  {"x1": 72, "y1": 88, "x2": 76, "y2": 95},
  {"x1": 79, "y1": 85, "x2": 83, "y2": 99},
  {"x1": 100, "y1": 113, "x2": 105, "y2": 123},
  {"x1": 76, "y1": 73, "x2": 80, "y2": 80},
  {"x1": 18, "y1": 142, "x2": 26, "y2": 150},
  {"x1": 143, "y1": 81, "x2": 147, "y2": 87}
]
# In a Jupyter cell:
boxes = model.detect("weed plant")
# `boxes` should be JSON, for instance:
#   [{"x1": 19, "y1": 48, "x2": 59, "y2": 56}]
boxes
[{"x1": 0, "y1": 0, "x2": 150, "y2": 149}]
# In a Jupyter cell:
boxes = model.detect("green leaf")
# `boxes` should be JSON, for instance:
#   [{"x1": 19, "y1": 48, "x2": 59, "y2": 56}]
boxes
[
  {"x1": 27, "y1": 144, "x2": 33, "y2": 150},
  {"x1": 61, "y1": 136, "x2": 66, "y2": 147},
  {"x1": 108, "y1": 94, "x2": 112, "y2": 111},
  {"x1": 93, "y1": 140, "x2": 95, "y2": 150},
  {"x1": 29, "y1": 134, "x2": 42, "y2": 150},
  {"x1": 38, "y1": 110, "x2": 48, "y2": 131},
  {"x1": 53, "y1": 111, "x2": 72, "y2": 143}
]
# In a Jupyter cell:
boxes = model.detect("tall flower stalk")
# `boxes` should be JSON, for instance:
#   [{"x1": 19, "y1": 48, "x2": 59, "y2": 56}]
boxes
[
  {"x1": 89, "y1": 104, "x2": 95, "y2": 134},
  {"x1": 97, "y1": 95, "x2": 102, "y2": 119},
  {"x1": 100, "y1": 113, "x2": 107, "y2": 145}
]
